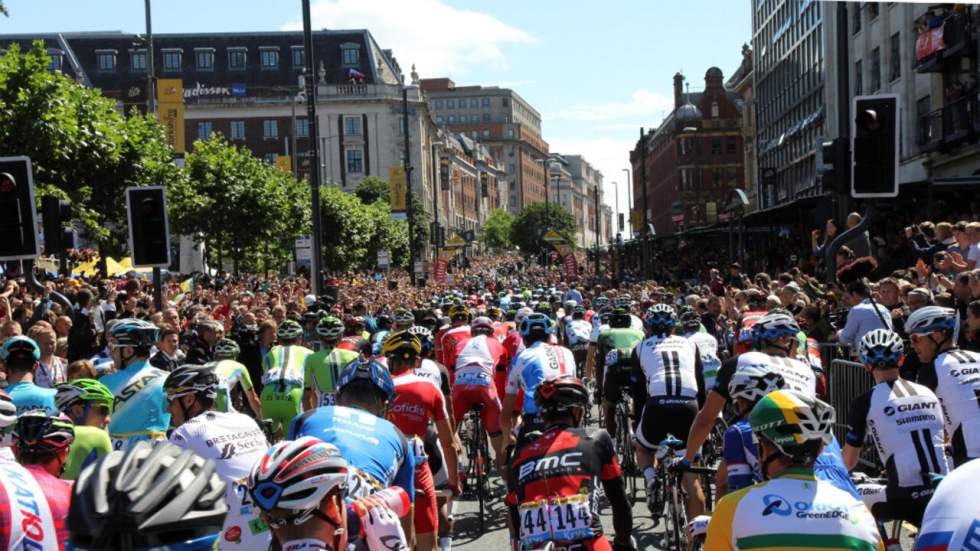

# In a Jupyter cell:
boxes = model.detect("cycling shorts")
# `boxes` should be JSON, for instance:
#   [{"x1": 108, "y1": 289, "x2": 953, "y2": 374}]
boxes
[
  {"x1": 423, "y1": 424, "x2": 447, "y2": 488},
  {"x1": 452, "y1": 385, "x2": 502, "y2": 435},
  {"x1": 601, "y1": 365, "x2": 633, "y2": 404},
  {"x1": 858, "y1": 482, "x2": 933, "y2": 527},
  {"x1": 636, "y1": 396, "x2": 698, "y2": 452},
  {"x1": 414, "y1": 461, "x2": 438, "y2": 534},
  {"x1": 495, "y1": 367, "x2": 524, "y2": 413},
  {"x1": 260, "y1": 384, "x2": 303, "y2": 433},
  {"x1": 572, "y1": 348, "x2": 589, "y2": 379}
]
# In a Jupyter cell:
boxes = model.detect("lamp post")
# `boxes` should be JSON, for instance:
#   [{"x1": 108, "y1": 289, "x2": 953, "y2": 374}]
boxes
[
  {"x1": 301, "y1": 0, "x2": 323, "y2": 295},
  {"x1": 402, "y1": 86, "x2": 417, "y2": 285},
  {"x1": 621, "y1": 168, "x2": 633, "y2": 240}
]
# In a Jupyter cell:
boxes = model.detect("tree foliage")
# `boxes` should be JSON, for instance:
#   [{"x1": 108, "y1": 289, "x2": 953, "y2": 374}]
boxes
[
  {"x1": 479, "y1": 208, "x2": 515, "y2": 251},
  {"x1": 353, "y1": 176, "x2": 428, "y2": 252},
  {"x1": 510, "y1": 202, "x2": 577, "y2": 253}
]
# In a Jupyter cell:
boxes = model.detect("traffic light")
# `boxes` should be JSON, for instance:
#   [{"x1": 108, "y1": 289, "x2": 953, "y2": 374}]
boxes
[
  {"x1": 818, "y1": 138, "x2": 850, "y2": 195},
  {"x1": 126, "y1": 186, "x2": 171, "y2": 267},
  {"x1": 851, "y1": 94, "x2": 900, "y2": 198},
  {"x1": 42, "y1": 196, "x2": 73, "y2": 254},
  {"x1": 0, "y1": 156, "x2": 41, "y2": 260}
]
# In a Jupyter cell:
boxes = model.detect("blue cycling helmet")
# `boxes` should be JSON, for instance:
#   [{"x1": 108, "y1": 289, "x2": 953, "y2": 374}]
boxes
[
  {"x1": 1, "y1": 335, "x2": 41, "y2": 362},
  {"x1": 644, "y1": 304, "x2": 677, "y2": 329},
  {"x1": 859, "y1": 329, "x2": 904, "y2": 368},
  {"x1": 751, "y1": 312, "x2": 800, "y2": 344},
  {"x1": 407, "y1": 325, "x2": 434, "y2": 354},
  {"x1": 335, "y1": 359, "x2": 394, "y2": 402},
  {"x1": 110, "y1": 318, "x2": 160, "y2": 350},
  {"x1": 519, "y1": 313, "x2": 553, "y2": 337},
  {"x1": 905, "y1": 306, "x2": 959, "y2": 340}
]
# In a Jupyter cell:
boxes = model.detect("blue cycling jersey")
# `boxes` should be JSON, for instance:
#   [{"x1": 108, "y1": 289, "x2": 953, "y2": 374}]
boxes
[
  {"x1": 505, "y1": 341, "x2": 577, "y2": 415},
  {"x1": 289, "y1": 405, "x2": 415, "y2": 500},
  {"x1": 101, "y1": 359, "x2": 171, "y2": 449},
  {"x1": 6, "y1": 381, "x2": 57, "y2": 416}
]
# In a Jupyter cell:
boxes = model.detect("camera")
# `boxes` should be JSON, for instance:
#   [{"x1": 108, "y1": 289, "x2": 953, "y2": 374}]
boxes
[{"x1": 826, "y1": 308, "x2": 849, "y2": 330}]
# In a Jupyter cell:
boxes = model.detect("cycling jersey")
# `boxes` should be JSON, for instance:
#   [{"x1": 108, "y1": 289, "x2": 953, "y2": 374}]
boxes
[
  {"x1": 846, "y1": 379, "x2": 948, "y2": 489},
  {"x1": 289, "y1": 405, "x2": 415, "y2": 500},
  {"x1": 686, "y1": 331, "x2": 722, "y2": 391},
  {"x1": 454, "y1": 334, "x2": 504, "y2": 387},
  {"x1": 705, "y1": 468, "x2": 883, "y2": 551},
  {"x1": 101, "y1": 359, "x2": 170, "y2": 449},
  {"x1": 261, "y1": 344, "x2": 313, "y2": 432},
  {"x1": 635, "y1": 334, "x2": 702, "y2": 400},
  {"x1": 387, "y1": 371, "x2": 448, "y2": 439},
  {"x1": 915, "y1": 457, "x2": 980, "y2": 551},
  {"x1": 5, "y1": 381, "x2": 57, "y2": 416},
  {"x1": 596, "y1": 327, "x2": 644, "y2": 403},
  {"x1": 713, "y1": 351, "x2": 817, "y2": 403},
  {"x1": 588, "y1": 316, "x2": 643, "y2": 345},
  {"x1": 506, "y1": 341, "x2": 577, "y2": 415},
  {"x1": 0, "y1": 461, "x2": 62, "y2": 550},
  {"x1": 437, "y1": 325, "x2": 471, "y2": 375},
  {"x1": 565, "y1": 320, "x2": 592, "y2": 349},
  {"x1": 734, "y1": 310, "x2": 767, "y2": 355},
  {"x1": 506, "y1": 425, "x2": 620, "y2": 551},
  {"x1": 916, "y1": 348, "x2": 980, "y2": 465},
  {"x1": 303, "y1": 347, "x2": 359, "y2": 407},
  {"x1": 337, "y1": 336, "x2": 369, "y2": 356},
  {"x1": 170, "y1": 410, "x2": 270, "y2": 551},
  {"x1": 61, "y1": 426, "x2": 111, "y2": 481},
  {"x1": 209, "y1": 359, "x2": 256, "y2": 413}
]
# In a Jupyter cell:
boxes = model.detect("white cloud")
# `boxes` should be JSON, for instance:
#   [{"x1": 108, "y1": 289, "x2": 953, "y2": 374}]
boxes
[
  {"x1": 548, "y1": 89, "x2": 673, "y2": 122},
  {"x1": 282, "y1": 0, "x2": 534, "y2": 76},
  {"x1": 549, "y1": 136, "x2": 637, "y2": 220}
]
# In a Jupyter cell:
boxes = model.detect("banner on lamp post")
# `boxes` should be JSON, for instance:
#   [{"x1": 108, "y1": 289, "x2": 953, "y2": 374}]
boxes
[{"x1": 389, "y1": 166, "x2": 407, "y2": 212}]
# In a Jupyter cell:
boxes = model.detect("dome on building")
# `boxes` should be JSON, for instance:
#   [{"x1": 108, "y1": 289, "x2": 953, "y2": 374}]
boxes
[
  {"x1": 705, "y1": 67, "x2": 723, "y2": 79},
  {"x1": 676, "y1": 100, "x2": 702, "y2": 122}
]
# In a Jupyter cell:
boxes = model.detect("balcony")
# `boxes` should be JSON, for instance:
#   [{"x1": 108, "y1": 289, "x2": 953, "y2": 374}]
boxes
[
  {"x1": 915, "y1": 12, "x2": 976, "y2": 73},
  {"x1": 916, "y1": 95, "x2": 979, "y2": 152}
]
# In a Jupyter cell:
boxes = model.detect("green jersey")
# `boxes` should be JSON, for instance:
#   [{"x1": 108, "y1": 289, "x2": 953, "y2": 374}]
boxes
[
  {"x1": 304, "y1": 347, "x2": 360, "y2": 407},
  {"x1": 62, "y1": 425, "x2": 112, "y2": 480},
  {"x1": 597, "y1": 327, "x2": 644, "y2": 372},
  {"x1": 262, "y1": 344, "x2": 313, "y2": 389},
  {"x1": 209, "y1": 359, "x2": 255, "y2": 413}
]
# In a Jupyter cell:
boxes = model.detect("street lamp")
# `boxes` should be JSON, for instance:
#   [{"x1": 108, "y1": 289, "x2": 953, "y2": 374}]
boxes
[{"x1": 274, "y1": 80, "x2": 306, "y2": 175}]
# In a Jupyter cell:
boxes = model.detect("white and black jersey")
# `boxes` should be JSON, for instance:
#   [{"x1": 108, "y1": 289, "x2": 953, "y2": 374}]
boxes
[
  {"x1": 846, "y1": 379, "x2": 948, "y2": 489},
  {"x1": 712, "y1": 351, "x2": 817, "y2": 402},
  {"x1": 917, "y1": 348, "x2": 980, "y2": 464},
  {"x1": 633, "y1": 334, "x2": 703, "y2": 400}
]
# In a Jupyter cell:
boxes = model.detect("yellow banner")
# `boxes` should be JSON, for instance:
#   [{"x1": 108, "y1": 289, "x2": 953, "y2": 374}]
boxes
[
  {"x1": 389, "y1": 166, "x2": 407, "y2": 212},
  {"x1": 275, "y1": 155, "x2": 292, "y2": 173},
  {"x1": 630, "y1": 209, "x2": 641, "y2": 230},
  {"x1": 156, "y1": 79, "x2": 185, "y2": 153},
  {"x1": 438, "y1": 248, "x2": 456, "y2": 261}
]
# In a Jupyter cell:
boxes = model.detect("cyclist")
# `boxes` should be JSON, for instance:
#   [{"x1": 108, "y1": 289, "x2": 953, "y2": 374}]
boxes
[
  {"x1": 383, "y1": 331, "x2": 460, "y2": 551},
  {"x1": 507, "y1": 376, "x2": 636, "y2": 551},
  {"x1": 0, "y1": 390, "x2": 15, "y2": 463},
  {"x1": 733, "y1": 290, "x2": 768, "y2": 356},
  {"x1": 248, "y1": 437, "x2": 409, "y2": 551},
  {"x1": 632, "y1": 304, "x2": 706, "y2": 518},
  {"x1": 565, "y1": 306, "x2": 593, "y2": 377},
  {"x1": 1, "y1": 336, "x2": 57, "y2": 415},
  {"x1": 303, "y1": 316, "x2": 359, "y2": 409},
  {"x1": 164, "y1": 364, "x2": 271, "y2": 550},
  {"x1": 501, "y1": 313, "x2": 577, "y2": 451},
  {"x1": 436, "y1": 304, "x2": 471, "y2": 379},
  {"x1": 843, "y1": 329, "x2": 948, "y2": 527},
  {"x1": 289, "y1": 359, "x2": 416, "y2": 542},
  {"x1": 452, "y1": 316, "x2": 507, "y2": 473},
  {"x1": 68, "y1": 441, "x2": 229, "y2": 550},
  {"x1": 53, "y1": 379, "x2": 113, "y2": 480},
  {"x1": 338, "y1": 316, "x2": 371, "y2": 356},
  {"x1": 100, "y1": 319, "x2": 170, "y2": 449},
  {"x1": 394, "y1": 308, "x2": 417, "y2": 332},
  {"x1": 905, "y1": 306, "x2": 980, "y2": 466},
  {"x1": 596, "y1": 306, "x2": 644, "y2": 439},
  {"x1": 211, "y1": 337, "x2": 263, "y2": 417},
  {"x1": 915, "y1": 457, "x2": 980, "y2": 551},
  {"x1": 12, "y1": 412, "x2": 75, "y2": 547},
  {"x1": 680, "y1": 306, "x2": 722, "y2": 391},
  {"x1": 371, "y1": 313, "x2": 393, "y2": 356},
  {"x1": 704, "y1": 390, "x2": 882, "y2": 551},
  {"x1": 261, "y1": 319, "x2": 313, "y2": 436}
]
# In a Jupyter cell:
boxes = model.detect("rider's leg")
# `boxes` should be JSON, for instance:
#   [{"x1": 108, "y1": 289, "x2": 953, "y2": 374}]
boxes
[{"x1": 682, "y1": 471, "x2": 706, "y2": 518}]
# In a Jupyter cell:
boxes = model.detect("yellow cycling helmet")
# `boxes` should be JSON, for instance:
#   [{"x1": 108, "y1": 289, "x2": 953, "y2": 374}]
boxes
[{"x1": 381, "y1": 330, "x2": 422, "y2": 359}]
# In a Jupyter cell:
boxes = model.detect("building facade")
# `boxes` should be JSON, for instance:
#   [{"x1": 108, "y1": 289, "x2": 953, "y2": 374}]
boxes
[
  {"x1": 563, "y1": 155, "x2": 605, "y2": 248},
  {"x1": 727, "y1": 44, "x2": 758, "y2": 213},
  {"x1": 438, "y1": 132, "x2": 505, "y2": 234}
]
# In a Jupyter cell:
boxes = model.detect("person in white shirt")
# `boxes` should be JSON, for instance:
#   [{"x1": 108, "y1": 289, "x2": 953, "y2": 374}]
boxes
[
  {"x1": 837, "y1": 279, "x2": 892, "y2": 348},
  {"x1": 30, "y1": 326, "x2": 66, "y2": 388}
]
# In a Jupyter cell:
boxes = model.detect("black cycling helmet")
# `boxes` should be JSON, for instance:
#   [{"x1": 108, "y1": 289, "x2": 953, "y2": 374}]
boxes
[
  {"x1": 110, "y1": 319, "x2": 160, "y2": 351},
  {"x1": 163, "y1": 364, "x2": 219, "y2": 401},
  {"x1": 609, "y1": 307, "x2": 631, "y2": 329},
  {"x1": 678, "y1": 306, "x2": 701, "y2": 330},
  {"x1": 68, "y1": 441, "x2": 228, "y2": 550},
  {"x1": 534, "y1": 375, "x2": 589, "y2": 415}
]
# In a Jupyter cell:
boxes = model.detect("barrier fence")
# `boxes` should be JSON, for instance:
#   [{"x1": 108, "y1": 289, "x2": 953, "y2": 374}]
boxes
[{"x1": 818, "y1": 342, "x2": 882, "y2": 470}]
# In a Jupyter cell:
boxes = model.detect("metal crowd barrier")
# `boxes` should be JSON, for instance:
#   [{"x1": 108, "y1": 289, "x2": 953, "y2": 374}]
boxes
[{"x1": 821, "y1": 346, "x2": 882, "y2": 470}]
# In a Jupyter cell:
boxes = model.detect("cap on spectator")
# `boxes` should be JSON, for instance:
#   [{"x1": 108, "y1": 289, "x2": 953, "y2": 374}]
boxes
[
  {"x1": 908, "y1": 287, "x2": 933, "y2": 302},
  {"x1": 729, "y1": 262, "x2": 741, "y2": 269},
  {"x1": 781, "y1": 282, "x2": 801, "y2": 295}
]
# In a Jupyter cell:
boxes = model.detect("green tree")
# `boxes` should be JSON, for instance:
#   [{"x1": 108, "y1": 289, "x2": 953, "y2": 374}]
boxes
[
  {"x1": 318, "y1": 186, "x2": 376, "y2": 272},
  {"x1": 479, "y1": 208, "x2": 515, "y2": 251},
  {"x1": 353, "y1": 176, "x2": 429, "y2": 246},
  {"x1": 510, "y1": 202, "x2": 577, "y2": 253}
]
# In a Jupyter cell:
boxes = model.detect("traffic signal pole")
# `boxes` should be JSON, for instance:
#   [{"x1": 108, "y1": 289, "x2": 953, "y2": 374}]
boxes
[{"x1": 834, "y1": 1, "x2": 851, "y2": 222}]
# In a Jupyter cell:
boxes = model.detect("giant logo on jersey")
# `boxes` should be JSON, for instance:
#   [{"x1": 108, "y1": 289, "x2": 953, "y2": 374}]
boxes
[
  {"x1": 517, "y1": 451, "x2": 583, "y2": 483},
  {"x1": 883, "y1": 402, "x2": 937, "y2": 416}
]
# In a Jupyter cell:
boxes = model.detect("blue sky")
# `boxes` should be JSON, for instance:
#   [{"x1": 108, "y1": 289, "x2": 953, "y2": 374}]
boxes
[{"x1": 3, "y1": 0, "x2": 752, "y2": 222}]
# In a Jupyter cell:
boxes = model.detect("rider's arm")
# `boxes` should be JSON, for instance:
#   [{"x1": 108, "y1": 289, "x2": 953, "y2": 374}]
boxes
[
  {"x1": 693, "y1": 349, "x2": 706, "y2": 407},
  {"x1": 433, "y1": 399, "x2": 460, "y2": 490},
  {"x1": 842, "y1": 391, "x2": 871, "y2": 470},
  {"x1": 683, "y1": 391, "x2": 726, "y2": 463},
  {"x1": 597, "y1": 430, "x2": 633, "y2": 547},
  {"x1": 238, "y1": 367, "x2": 264, "y2": 417},
  {"x1": 630, "y1": 347, "x2": 647, "y2": 425},
  {"x1": 301, "y1": 356, "x2": 317, "y2": 411},
  {"x1": 500, "y1": 392, "x2": 519, "y2": 448}
]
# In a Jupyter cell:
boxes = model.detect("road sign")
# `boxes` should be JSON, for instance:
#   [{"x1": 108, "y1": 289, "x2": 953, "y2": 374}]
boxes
[
  {"x1": 413, "y1": 261, "x2": 425, "y2": 276},
  {"x1": 542, "y1": 230, "x2": 566, "y2": 243},
  {"x1": 377, "y1": 248, "x2": 390, "y2": 268},
  {"x1": 295, "y1": 236, "x2": 312, "y2": 262},
  {"x1": 444, "y1": 234, "x2": 467, "y2": 248}
]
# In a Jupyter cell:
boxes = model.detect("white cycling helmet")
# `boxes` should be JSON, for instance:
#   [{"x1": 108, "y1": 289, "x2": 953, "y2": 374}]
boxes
[
  {"x1": 905, "y1": 306, "x2": 959, "y2": 341},
  {"x1": 729, "y1": 364, "x2": 786, "y2": 404},
  {"x1": 859, "y1": 329, "x2": 904, "y2": 368},
  {"x1": 0, "y1": 390, "x2": 15, "y2": 430},
  {"x1": 514, "y1": 307, "x2": 534, "y2": 326},
  {"x1": 249, "y1": 437, "x2": 348, "y2": 521}
]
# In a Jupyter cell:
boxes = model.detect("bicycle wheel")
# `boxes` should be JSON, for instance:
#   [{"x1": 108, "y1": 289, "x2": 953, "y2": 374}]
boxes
[
  {"x1": 668, "y1": 479, "x2": 687, "y2": 551},
  {"x1": 475, "y1": 420, "x2": 489, "y2": 534}
]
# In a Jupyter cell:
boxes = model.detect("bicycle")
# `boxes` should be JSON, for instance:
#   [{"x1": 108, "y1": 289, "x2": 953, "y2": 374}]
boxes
[
  {"x1": 460, "y1": 403, "x2": 492, "y2": 534},
  {"x1": 612, "y1": 382, "x2": 639, "y2": 504},
  {"x1": 653, "y1": 435, "x2": 716, "y2": 551}
]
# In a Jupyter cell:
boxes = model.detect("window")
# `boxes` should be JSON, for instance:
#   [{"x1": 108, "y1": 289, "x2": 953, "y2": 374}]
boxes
[
  {"x1": 711, "y1": 102, "x2": 719, "y2": 117},
  {"x1": 263, "y1": 153, "x2": 278, "y2": 166},
  {"x1": 855, "y1": 60, "x2": 863, "y2": 95},
  {"x1": 502, "y1": 98, "x2": 509, "y2": 107},
  {"x1": 448, "y1": 115, "x2": 456, "y2": 124},
  {"x1": 711, "y1": 138, "x2": 722, "y2": 155},
  {"x1": 228, "y1": 48, "x2": 246, "y2": 70},
  {"x1": 890, "y1": 32, "x2": 901, "y2": 81},
  {"x1": 470, "y1": 98, "x2": 478, "y2": 108},
  {"x1": 852, "y1": 4, "x2": 861, "y2": 34},
  {"x1": 295, "y1": 118, "x2": 309, "y2": 138},
  {"x1": 435, "y1": 116, "x2": 444, "y2": 124},
  {"x1": 482, "y1": 129, "x2": 490, "y2": 139},
  {"x1": 96, "y1": 50, "x2": 116, "y2": 72},
  {"x1": 162, "y1": 49, "x2": 182, "y2": 72},
  {"x1": 447, "y1": 99, "x2": 455, "y2": 109},
  {"x1": 471, "y1": 131, "x2": 478, "y2": 139},
  {"x1": 867, "y1": 3, "x2": 879, "y2": 19},
  {"x1": 47, "y1": 52, "x2": 62, "y2": 71},
  {"x1": 344, "y1": 116, "x2": 361, "y2": 135},
  {"x1": 726, "y1": 136, "x2": 737, "y2": 154},
  {"x1": 130, "y1": 50, "x2": 146, "y2": 71},
  {"x1": 230, "y1": 120, "x2": 245, "y2": 140},
  {"x1": 507, "y1": 128, "x2": 514, "y2": 138},
  {"x1": 197, "y1": 121, "x2": 213, "y2": 140},
  {"x1": 195, "y1": 49, "x2": 214, "y2": 71},
  {"x1": 291, "y1": 46, "x2": 305, "y2": 68},
  {"x1": 481, "y1": 97, "x2": 490, "y2": 107},
  {"x1": 870, "y1": 47, "x2": 880, "y2": 91},
  {"x1": 482, "y1": 113, "x2": 490, "y2": 123},
  {"x1": 260, "y1": 48, "x2": 279, "y2": 69},
  {"x1": 263, "y1": 119, "x2": 278, "y2": 138},
  {"x1": 434, "y1": 99, "x2": 443, "y2": 109},
  {"x1": 346, "y1": 148, "x2": 363, "y2": 173},
  {"x1": 341, "y1": 45, "x2": 359, "y2": 66},
  {"x1": 470, "y1": 115, "x2": 479, "y2": 123}
]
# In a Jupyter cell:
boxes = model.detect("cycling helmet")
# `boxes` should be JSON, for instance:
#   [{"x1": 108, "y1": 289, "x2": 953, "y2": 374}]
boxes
[
  {"x1": 859, "y1": 329, "x2": 905, "y2": 368},
  {"x1": 644, "y1": 304, "x2": 677, "y2": 329},
  {"x1": 110, "y1": 318, "x2": 160, "y2": 350},
  {"x1": 519, "y1": 313, "x2": 553, "y2": 337},
  {"x1": 749, "y1": 390, "x2": 835, "y2": 464},
  {"x1": 375, "y1": 314, "x2": 393, "y2": 330},
  {"x1": 13, "y1": 411, "x2": 74, "y2": 454},
  {"x1": 394, "y1": 308, "x2": 416, "y2": 326},
  {"x1": 277, "y1": 319, "x2": 303, "y2": 341},
  {"x1": 163, "y1": 364, "x2": 219, "y2": 401},
  {"x1": 534, "y1": 375, "x2": 589, "y2": 414},
  {"x1": 0, "y1": 335, "x2": 40, "y2": 362},
  {"x1": 336, "y1": 359, "x2": 394, "y2": 401},
  {"x1": 563, "y1": 299, "x2": 577, "y2": 311},
  {"x1": 728, "y1": 365, "x2": 786, "y2": 405},
  {"x1": 471, "y1": 316, "x2": 494, "y2": 336},
  {"x1": 594, "y1": 296, "x2": 610, "y2": 309},
  {"x1": 316, "y1": 315, "x2": 345, "y2": 340},
  {"x1": 609, "y1": 308, "x2": 631, "y2": 329},
  {"x1": 0, "y1": 390, "x2": 15, "y2": 429},
  {"x1": 486, "y1": 306, "x2": 503, "y2": 320},
  {"x1": 752, "y1": 312, "x2": 801, "y2": 343},
  {"x1": 213, "y1": 337, "x2": 241, "y2": 360},
  {"x1": 614, "y1": 295, "x2": 633, "y2": 310},
  {"x1": 448, "y1": 304, "x2": 470, "y2": 320},
  {"x1": 514, "y1": 306, "x2": 534, "y2": 327},
  {"x1": 905, "y1": 306, "x2": 959, "y2": 339},
  {"x1": 55, "y1": 379, "x2": 115, "y2": 414},
  {"x1": 381, "y1": 330, "x2": 422, "y2": 359},
  {"x1": 678, "y1": 306, "x2": 701, "y2": 330},
  {"x1": 533, "y1": 302, "x2": 553, "y2": 316},
  {"x1": 572, "y1": 306, "x2": 586, "y2": 319},
  {"x1": 407, "y1": 325, "x2": 434, "y2": 354},
  {"x1": 249, "y1": 437, "x2": 348, "y2": 520},
  {"x1": 68, "y1": 441, "x2": 228, "y2": 550}
]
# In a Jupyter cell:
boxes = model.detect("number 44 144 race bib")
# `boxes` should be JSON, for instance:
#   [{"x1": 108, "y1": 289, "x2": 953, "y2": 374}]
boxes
[{"x1": 518, "y1": 494, "x2": 594, "y2": 547}]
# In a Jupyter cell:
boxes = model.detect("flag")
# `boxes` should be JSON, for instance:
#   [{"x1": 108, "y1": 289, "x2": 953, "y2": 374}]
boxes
[
  {"x1": 348, "y1": 67, "x2": 366, "y2": 79},
  {"x1": 180, "y1": 278, "x2": 194, "y2": 293}
]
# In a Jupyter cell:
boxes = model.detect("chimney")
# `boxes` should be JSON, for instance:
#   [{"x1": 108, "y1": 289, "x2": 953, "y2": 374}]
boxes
[{"x1": 673, "y1": 73, "x2": 684, "y2": 109}]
